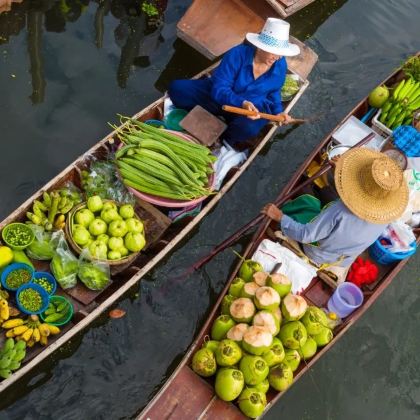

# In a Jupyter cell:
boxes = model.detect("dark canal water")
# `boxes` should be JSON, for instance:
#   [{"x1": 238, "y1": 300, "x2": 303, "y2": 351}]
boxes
[{"x1": 1, "y1": 0, "x2": 420, "y2": 418}]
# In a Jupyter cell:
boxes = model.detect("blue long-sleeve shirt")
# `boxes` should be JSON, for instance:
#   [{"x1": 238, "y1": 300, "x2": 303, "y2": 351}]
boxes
[
  {"x1": 210, "y1": 44, "x2": 287, "y2": 114},
  {"x1": 280, "y1": 201, "x2": 387, "y2": 267}
]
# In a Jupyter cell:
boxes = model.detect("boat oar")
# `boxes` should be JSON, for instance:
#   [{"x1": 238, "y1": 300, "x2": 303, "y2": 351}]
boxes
[
  {"x1": 222, "y1": 105, "x2": 306, "y2": 124},
  {"x1": 191, "y1": 132, "x2": 375, "y2": 271}
]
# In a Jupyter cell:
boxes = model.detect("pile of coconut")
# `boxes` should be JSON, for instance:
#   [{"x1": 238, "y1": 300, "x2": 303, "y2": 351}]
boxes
[{"x1": 191, "y1": 259, "x2": 335, "y2": 419}]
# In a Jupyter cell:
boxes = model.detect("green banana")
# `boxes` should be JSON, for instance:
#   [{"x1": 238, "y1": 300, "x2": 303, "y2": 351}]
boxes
[
  {"x1": 381, "y1": 100, "x2": 393, "y2": 113},
  {"x1": 43, "y1": 191, "x2": 52, "y2": 207},
  {"x1": 393, "y1": 79, "x2": 405, "y2": 100}
]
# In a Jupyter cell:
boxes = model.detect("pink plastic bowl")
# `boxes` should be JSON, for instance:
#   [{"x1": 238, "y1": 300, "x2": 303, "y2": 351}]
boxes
[{"x1": 118, "y1": 130, "x2": 215, "y2": 208}]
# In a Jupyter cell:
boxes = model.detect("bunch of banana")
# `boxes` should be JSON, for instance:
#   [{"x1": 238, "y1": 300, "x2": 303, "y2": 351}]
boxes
[
  {"x1": 0, "y1": 297, "x2": 10, "y2": 324},
  {"x1": 379, "y1": 78, "x2": 420, "y2": 130},
  {"x1": 26, "y1": 188, "x2": 82, "y2": 231},
  {"x1": 2, "y1": 315, "x2": 60, "y2": 347},
  {"x1": 0, "y1": 338, "x2": 26, "y2": 379}
]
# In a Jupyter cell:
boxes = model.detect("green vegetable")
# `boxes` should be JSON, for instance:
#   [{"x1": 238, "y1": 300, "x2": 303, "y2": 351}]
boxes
[
  {"x1": 18, "y1": 288, "x2": 42, "y2": 312},
  {"x1": 78, "y1": 262, "x2": 110, "y2": 290},
  {"x1": 50, "y1": 252, "x2": 79, "y2": 289},
  {"x1": 33, "y1": 277, "x2": 53, "y2": 294},
  {"x1": 12, "y1": 250, "x2": 34, "y2": 269},
  {"x1": 3, "y1": 224, "x2": 33, "y2": 248},
  {"x1": 402, "y1": 55, "x2": 420, "y2": 82},
  {"x1": 5, "y1": 268, "x2": 32, "y2": 289}
]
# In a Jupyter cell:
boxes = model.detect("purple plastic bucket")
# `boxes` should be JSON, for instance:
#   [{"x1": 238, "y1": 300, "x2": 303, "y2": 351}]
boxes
[{"x1": 327, "y1": 282, "x2": 364, "y2": 318}]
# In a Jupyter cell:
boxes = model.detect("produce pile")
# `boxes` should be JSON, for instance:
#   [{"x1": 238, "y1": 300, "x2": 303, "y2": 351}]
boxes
[
  {"x1": 281, "y1": 75, "x2": 300, "y2": 100},
  {"x1": 0, "y1": 338, "x2": 26, "y2": 379},
  {"x1": 191, "y1": 259, "x2": 335, "y2": 419},
  {"x1": 113, "y1": 117, "x2": 216, "y2": 201},
  {"x1": 70, "y1": 195, "x2": 146, "y2": 260}
]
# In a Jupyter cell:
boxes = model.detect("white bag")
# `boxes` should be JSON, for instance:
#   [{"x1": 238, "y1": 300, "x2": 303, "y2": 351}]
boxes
[{"x1": 252, "y1": 239, "x2": 317, "y2": 294}]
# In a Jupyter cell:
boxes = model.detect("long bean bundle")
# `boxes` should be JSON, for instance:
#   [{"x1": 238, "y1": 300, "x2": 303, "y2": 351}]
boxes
[{"x1": 113, "y1": 117, "x2": 216, "y2": 201}]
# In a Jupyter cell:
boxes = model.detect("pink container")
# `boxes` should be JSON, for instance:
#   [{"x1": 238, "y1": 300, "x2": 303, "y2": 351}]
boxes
[{"x1": 119, "y1": 130, "x2": 215, "y2": 208}]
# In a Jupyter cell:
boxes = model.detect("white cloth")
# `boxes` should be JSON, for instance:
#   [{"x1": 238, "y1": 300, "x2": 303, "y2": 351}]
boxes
[
  {"x1": 251, "y1": 239, "x2": 317, "y2": 294},
  {"x1": 213, "y1": 143, "x2": 247, "y2": 190}
]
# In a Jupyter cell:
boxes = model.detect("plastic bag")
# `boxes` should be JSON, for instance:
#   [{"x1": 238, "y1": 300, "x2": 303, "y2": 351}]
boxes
[
  {"x1": 50, "y1": 231, "x2": 79, "y2": 289},
  {"x1": 77, "y1": 249, "x2": 111, "y2": 291},
  {"x1": 26, "y1": 224, "x2": 55, "y2": 260},
  {"x1": 380, "y1": 221, "x2": 416, "y2": 253},
  {"x1": 81, "y1": 156, "x2": 135, "y2": 205}
]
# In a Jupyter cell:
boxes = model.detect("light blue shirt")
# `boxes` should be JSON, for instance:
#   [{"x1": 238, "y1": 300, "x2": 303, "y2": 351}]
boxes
[{"x1": 280, "y1": 200, "x2": 387, "y2": 267}]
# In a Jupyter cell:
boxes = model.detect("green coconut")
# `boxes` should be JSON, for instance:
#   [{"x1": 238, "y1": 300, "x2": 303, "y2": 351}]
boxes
[
  {"x1": 279, "y1": 321, "x2": 307, "y2": 350},
  {"x1": 301, "y1": 306, "x2": 329, "y2": 335},
  {"x1": 253, "y1": 271, "x2": 269, "y2": 287},
  {"x1": 297, "y1": 336, "x2": 317, "y2": 360},
  {"x1": 238, "y1": 388, "x2": 267, "y2": 419},
  {"x1": 281, "y1": 293, "x2": 308, "y2": 321},
  {"x1": 239, "y1": 259, "x2": 264, "y2": 282},
  {"x1": 253, "y1": 310, "x2": 280, "y2": 336},
  {"x1": 284, "y1": 348, "x2": 301, "y2": 372},
  {"x1": 267, "y1": 273, "x2": 292, "y2": 298},
  {"x1": 230, "y1": 298, "x2": 256, "y2": 323},
  {"x1": 202, "y1": 339, "x2": 219, "y2": 353},
  {"x1": 215, "y1": 368, "x2": 244, "y2": 401},
  {"x1": 251, "y1": 378, "x2": 270, "y2": 394},
  {"x1": 191, "y1": 348, "x2": 217, "y2": 377},
  {"x1": 273, "y1": 307, "x2": 282, "y2": 324},
  {"x1": 239, "y1": 355, "x2": 269, "y2": 386},
  {"x1": 215, "y1": 339, "x2": 242, "y2": 366},
  {"x1": 242, "y1": 326, "x2": 273, "y2": 356},
  {"x1": 254, "y1": 287, "x2": 280, "y2": 311},
  {"x1": 211, "y1": 315, "x2": 236, "y2": 341},
  {"x1": 311, "y1": 325, "x2": 333, "y2": 347},
  {"x1": 226, "y1": 323, "x2": 249, "y2": 342},
  {"x1": 240, "y1": 282, "x2": 260, "y2": 299},
  {"x1": 229, "y1": 277, "x2": 246, "y2": 297},
  {"x1": 268, "y1": 362, "x2": 294, "y2": 392},
  {"x1": 368, "y1": 85, "x2": 389, "y2": 108},
  {"x1": 221, "y1": 294, "x2": 236, "y2": 315},
  {"x1": 262, "y1": 337, "x2": 285, "y2": 367}
]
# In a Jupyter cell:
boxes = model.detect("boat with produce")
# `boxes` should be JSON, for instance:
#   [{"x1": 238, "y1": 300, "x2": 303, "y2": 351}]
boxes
[
  {"x1": 0, "y1": 41, "x2": 316, "y2": 390},
  {"x1": 138, "y1": 53, "x2": 420, "y2": 419}
]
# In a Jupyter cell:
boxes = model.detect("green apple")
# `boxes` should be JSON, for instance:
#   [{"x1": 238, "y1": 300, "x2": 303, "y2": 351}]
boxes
[
  {"x1": 89, "y1": 218, "x2": 107, "y2": 236},
  {"x1": 101, "y1": 208, "x2": 120, "y2": 224},
  {"x1": 102, "y1": 201, "x2": 117, "y2": 212},
  {"x1": 72, "y1": 225, "x2": 91, "y2": 246},
  {"x1": 87, "y1": 195, "x2": 103, "y2": 213},
  {"x1": 89, "y1": 240, "x2": 108, "y2": 259},
  {"x1": 74, "y1": 209, "x2": 95, "y2": 228},
  {"x1": 108, "y1": 237, "x2": 124, "y2": 251},
  {"x1": 108, "y1": 250, "x2": 122, "y2": 260},
  {"x1": 119, "y1": 246, "x2": 129, "y2": 257},
  {"x1": 96, "y1": 233, "x2": 109, "y2": 244},
  {"x1": 108, "y1": 220, "x2": 128, "y2": 237},
  {"x1": 124, "y1": 232, "x2": 146, "y2": 252},
  {"x1": 119, "y1": 204, "x2": 135, "y2": 219},
  {"x1": 125, "y1": 217, "x2": 144, "y2": 234}
]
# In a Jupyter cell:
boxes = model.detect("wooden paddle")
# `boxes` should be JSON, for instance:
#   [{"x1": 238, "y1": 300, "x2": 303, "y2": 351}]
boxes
[
  {"x1": 192, "y1": 132, "x2": 375, "y2": 271},
  {"x1": 222, "y1": 105, "x2": 306, "y2": 124}
]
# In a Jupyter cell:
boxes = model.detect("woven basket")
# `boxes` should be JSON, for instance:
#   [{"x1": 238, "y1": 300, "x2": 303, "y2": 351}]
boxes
[{"x1": 65, "y1": 201, "x2": 143, "y2": 275}]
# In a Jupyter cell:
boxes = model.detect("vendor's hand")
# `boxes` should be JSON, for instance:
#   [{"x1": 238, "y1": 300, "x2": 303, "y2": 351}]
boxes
[
  {"x1": 242, "y1": 100, "x2": 260, "y2": 120},
  {"x1": 276, "y1": 113, "x2": 292, "y2": 127},
  {"x1": 261, "y1": 203, "x2": 283, "y2": 222}
]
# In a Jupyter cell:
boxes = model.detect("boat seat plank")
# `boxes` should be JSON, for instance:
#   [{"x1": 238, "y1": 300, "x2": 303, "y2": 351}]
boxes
[
  {"x1": 200, "y1": 397, "x2": 246, "y2": 420},
  {"x1": 139, "y1": 365, "x2": 215, "y2": 420}
]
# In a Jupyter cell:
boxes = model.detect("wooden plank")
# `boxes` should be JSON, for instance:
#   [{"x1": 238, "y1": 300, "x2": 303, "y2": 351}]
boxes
[{"x1": 199, "y1": 397, "x2": 245, "y2": 420}]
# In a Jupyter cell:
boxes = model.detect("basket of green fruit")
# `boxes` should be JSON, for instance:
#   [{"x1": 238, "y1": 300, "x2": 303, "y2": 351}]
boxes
[
  {"x1": 40, "y1": 295, "x2": 73, "y2": 326},
  {"x1": 64, "y1": 195, "x2": 146, "y2": 274},
  {"x1": 281, "y1": 74, "x2": 302, "y2": 102}
]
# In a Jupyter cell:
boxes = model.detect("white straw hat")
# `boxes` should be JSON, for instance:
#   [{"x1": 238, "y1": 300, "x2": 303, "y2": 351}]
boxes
[{"x1": 246, "y1": 18, "x2": 300, "y2": 57}]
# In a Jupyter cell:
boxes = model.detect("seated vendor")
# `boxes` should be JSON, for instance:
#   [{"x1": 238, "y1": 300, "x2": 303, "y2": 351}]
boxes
[
  {"x1": 168, "y1": 18, "x2": 299, "y2": 149},
  {"x1": 262, "y1": 148, "x2": 409, "y2": 282}
]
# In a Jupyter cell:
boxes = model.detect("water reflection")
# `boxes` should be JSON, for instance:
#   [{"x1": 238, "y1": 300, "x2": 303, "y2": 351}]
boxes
[{"x1": 0, "y1": 0, "x2": 168, "y2": 101}]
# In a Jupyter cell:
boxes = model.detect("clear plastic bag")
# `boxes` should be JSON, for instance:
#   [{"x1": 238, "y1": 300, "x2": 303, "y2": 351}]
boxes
[
  {"x1": 26, "y1": 224, "x2": 55, "y2": 260},
  {"x1": 80, "y1": 155, "x2": 135, "y2": 205},
  {"x1": 77, "y1": 249, "x2": 111, "y2": 291},
  {"x1": 50, "y1": 231, "x2": 79, "y2": 289}
]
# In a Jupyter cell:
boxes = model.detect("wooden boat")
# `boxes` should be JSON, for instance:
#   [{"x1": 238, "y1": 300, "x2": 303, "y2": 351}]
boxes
[
  {"x1": 0, "y1": 42, "x2": 316, "y2": 392},
  {"x1": 138, "y1": 56, "x2": 420, "y2": 419},
  {"x1": 177, "y1": 0, "x2": 317, "y2": 60}
]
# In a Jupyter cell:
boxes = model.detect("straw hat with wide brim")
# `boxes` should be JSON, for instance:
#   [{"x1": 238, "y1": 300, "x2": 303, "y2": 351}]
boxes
[{"x1": 334, "y1": 148, "x2": 409, "y2": 224}]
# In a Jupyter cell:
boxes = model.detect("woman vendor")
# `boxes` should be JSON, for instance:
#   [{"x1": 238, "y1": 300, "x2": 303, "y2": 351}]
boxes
[
  {"x1": 169, "y1": 18, "x2": 300, "y2": 148},
  {"x1": 262, "y1": 149, "x2": 409, "y2": 282}
]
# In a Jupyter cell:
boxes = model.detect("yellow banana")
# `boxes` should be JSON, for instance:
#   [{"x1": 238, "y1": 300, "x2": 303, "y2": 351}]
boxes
[
  {"x1": 32, "y1": 328, "x2": 41, "y2": 343},
  {"x1": 27, "y1": 338, "x2": 36, "y2": 348},
  {"x1": 38, "y1": 324, "x2": 50, "y2": 337},
  {"x1": 46, "y1": 324, "x2": 61, "y2": 335},
  {"x1": 2, "y1": 318, "x2": 25, "y2": 329},
  {"x1": 21, "y1": 328, "x2": 33, "y2": 342},
  {"x1": 12, "y1": 325, "x2": 29, "y2": 336},
  {"x1": 6, "y1": 330, "x2": 15, "y2": 338},
  {"x1": 0, "y1": 304, "x2": 10, "y2": 322},
  {"x1": 40, "y1": 335, "x2": 48, "y2": 346}
]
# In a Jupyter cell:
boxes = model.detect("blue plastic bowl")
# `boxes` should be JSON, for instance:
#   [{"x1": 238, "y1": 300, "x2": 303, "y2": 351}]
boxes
[
  {"x1": 16, "y1": 283, "x2": 50, "y2": 315},
  {"x1": 145, "y1": 119, "x2": 166, "y2": 129},
  {"x1": 1, "y1": 262, "x2": 34, "y2": 291},
  {"x1": 369, "y1": 239, "x2": 417, "y2": 265},
  {"x1": 33, "y1": 272, "x2": 57, "y2": 296}
]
